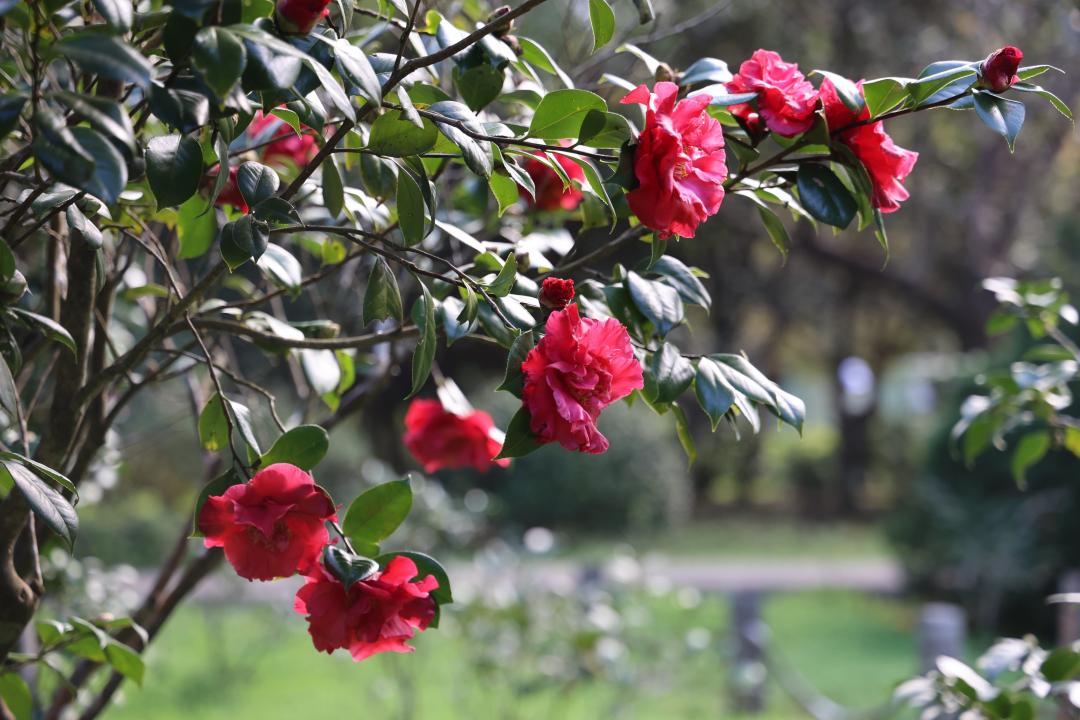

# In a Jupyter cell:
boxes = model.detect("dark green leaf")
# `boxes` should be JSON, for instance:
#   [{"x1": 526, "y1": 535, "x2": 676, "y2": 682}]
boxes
[
  {"x1": 92, "y1": 0, "x2": 133, "y2": 31},
  {"x1": 362, "y1": 257, "x2": 403, "y2": 325},
  {"x1": 2, "y1": 461, "x2": 78, "y2": 549},
  {"x1": 495, "y1": 406, "x2": 544, "y2": 459},
  {"x1": 694, "y1": 357, "x2": 736, "y2": 430},
  {"x1": 192, "y1": 26, "x2": 247, "y2": 98},
  {"x1": 374, "y1": 550, "x2": 453, "y2": 606},
  {"x1": 648, "y1": 255, "x2": 710, "y2": 309},
  {"x1": 65, "y1": 204, "x2": 103, "y2": 249},
  {"x1": 427, "y1": 101, "x2": 493, "y2": 177},
  {"x1": 342, "y1": 477, "x2": 413, "y2": 545},
  {"x1": 497, "y1": 330, "x2": 534, "y2": 397},
  {"x1": 973, "y1": 91, "x2": 1025, "y2": 152},
  {"x1": 54, "y1": 32, "x2": 154, "y2": 89},
  {"x1": 396, "y1": 169, "x2": 426, "y2": 246},
  {"x1": 190, "y1": 469, "x2": 243, "y2": 536},
  {"x1": 333, "y1": 38, "x2": 382, "y2": 106},
  {"x1": 652, "y1": 342, "x2": 694, "y2": 403},
  {"x1": 145, "y1": 134, "x2": 203, "y2": 208},
  {"x1": 815, "y1": 70, "x2": 864, "y2": 113},
  {"x1": 409, "y1": 279, "x2": 437, "y2": 397},
  {"x1": 1012, "y1": 82, "x2": 1073, "y2": 120},
  {"x1": 237, "y1": 161, "x2": 279, "y2": 207},
  {"x1": 1010, "y1": 430, "x2": 1050, "y2": 487},
  {"x1": 1041, "y1": 647, "x2": 1080, "y2": 682},
  {"x1": 323, "y1": 545, "x2": 379, "y2": 589},
  {"x1": 0, "y1": 94, "x2": 26, "y2": 143},
  {"x1": 10, "y1": 308, "x2": 76, "y2": 354},
  {"x1": 321, "y1": 155, "x2": 344, "y2": 219},
  {"x1": 796, "y1": 164, "x2": 857, "y2": 228},
  {"x1": 625, "y1": 270, "x2": 684, "y2": 336},
  {"x1": 69, "y1": 127, "x2": 128, "y2": 205},
  {"x1": 0, "y1": 673, "x2": 31, "y2": 720},
  {"x1": 680, "y1": 57, "x2": 732, "y2": 86}
]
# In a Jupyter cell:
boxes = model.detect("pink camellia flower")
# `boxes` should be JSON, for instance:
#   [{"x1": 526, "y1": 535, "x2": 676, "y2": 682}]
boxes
[
  {"x1": 198, "y1": 463, "x2": 336, "y2": 581},
  {"x1": 620, "y1": 81, "x2": 727, "y2": 239},
  {"x1": 246, "y1": 111, "x2": 319, "y2": 168},
  {"x1": 980, "y1": 46, "x2": 1023, "y2": 93},
  {"x1": 275, "y1": 0, "x2": 331, "y2": 35},
  {"x1": 403, "y1": 398, "x2": 510, "y2": 473},
  {"x1": 521, "y1": 304, "x2": 643, "y2": 454},
  {"x1": 538, "y1": 277, "x2": 574, "y2": 310},
  {"x1": 294, "y1": 555, "x2": 439, "y2": 661},
  {"x1": 523, "y1": 152, "x2": 585, "y2": 211},
  {"x1": 819, "y1": 77, "x2": 919, "y2": 214},
  {"x1": 726, "y1": 49, "x2": 819, "y2": 137}
]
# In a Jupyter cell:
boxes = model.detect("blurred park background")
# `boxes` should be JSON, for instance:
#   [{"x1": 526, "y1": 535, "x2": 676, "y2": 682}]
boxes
[{"x1": 46, "y1": 0, "x2": 1080, "y2": 717}]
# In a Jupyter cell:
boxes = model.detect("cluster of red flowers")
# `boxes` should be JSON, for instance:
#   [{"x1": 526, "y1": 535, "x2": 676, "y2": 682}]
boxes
[{"x1": 199, "y1": 464, "x2": 439, "y2": 661}]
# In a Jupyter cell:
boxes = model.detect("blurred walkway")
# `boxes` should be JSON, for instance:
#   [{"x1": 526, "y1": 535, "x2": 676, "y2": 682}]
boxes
[{"x1": 166, "y1": 556, "x2": 903, "y2": 605}]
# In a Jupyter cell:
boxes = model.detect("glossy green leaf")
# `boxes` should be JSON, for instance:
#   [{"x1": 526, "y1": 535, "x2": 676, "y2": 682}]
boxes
[
  {"x1": 342, "y1": 477, "x2": 413, "y2": 545},
  {"x1": 409, "y1": 279, "x2": 437, "y2": 397},
  {"x1": 192, "y1": 26, "x2": 247, "y2": 98},
  {"x1": 237, "y1": 161, "x2": 279, "y2": 207},
  {"x1": 54, "y1": 32, "x2": 154, "y2": 88},
  {"x1": 973, "y1": 91, "x2": 1025, "y2": 152},
  {"x1": 694, "y1": 357, "x2": 736, "y2": 430},
  {"x1": 495, "y1": 406, "x2": 544, "y2": 459},
  {"x1": 625, "y1": 270, "x2": 684, "y2": 336},
  {"x1": 362, "y1": 257, "x2": 403, "y2": 325},
  {"x1": 796, "y1": 164, "x2": 857, "y2": 228},
  {"x1": 652, "y1": 342, "x2": 694, "y2": 403},
  {"x1": 259, "y1": 425, "x2": 330, "y2": 470},
  {"x1": 145, "y1": 134, "x2": 203, "y2": 208},
  {"x1": 1, "y1": 461, "x2": 78, "y2": 549},
  {"x1": 497, "y1": 330, "x2": 534, "y2": 397},
  {"x1": 10, "y1": 308, "x2": 76, "y2": 354},
  {"x1": 323, "y1": 545, "x2": 379, "y2": 589},
  {"x1": 588, "y1": 0, "x2": 615, "y2": 52},
  {"x1": 528, "y1": 89, "x2": 607, "y2": 140},
  {"x1": 367, "y1": 110, "x2": 439, "y2": 156}
]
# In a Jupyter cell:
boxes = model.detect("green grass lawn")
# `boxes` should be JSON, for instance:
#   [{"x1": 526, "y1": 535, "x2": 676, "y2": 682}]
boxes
[{"x1": 101, "y1": 590, "x2": 922, "y2": 720}]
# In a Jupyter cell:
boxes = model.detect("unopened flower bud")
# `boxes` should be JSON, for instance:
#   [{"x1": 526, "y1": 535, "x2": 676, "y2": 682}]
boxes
[
  {"x1": 275, "y1": 0, "x2": 331, "y2": 35},
  {"x1": 539, "y1": 277, "x2": 574, "y2": 311},
  {"x1": 979, "y1": 46, "x2": 1023, "y2": 93}
]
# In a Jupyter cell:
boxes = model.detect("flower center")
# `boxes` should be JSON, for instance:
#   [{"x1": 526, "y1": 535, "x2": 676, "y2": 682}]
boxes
[{"x1": 673, "y1": 158, "x2": 690, "y2": 180}]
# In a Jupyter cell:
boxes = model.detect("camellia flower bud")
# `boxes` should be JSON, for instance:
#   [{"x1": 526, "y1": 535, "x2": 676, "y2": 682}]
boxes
[
  {"x1": 980, "y1": 46, "x2": 1023, "y2": 93},
  {"x1": 275, "y1": 0, "x2": 331, "y2": 35},
  {"x1": 539, "y1": 277, "x2": 575, "y2": 310}
]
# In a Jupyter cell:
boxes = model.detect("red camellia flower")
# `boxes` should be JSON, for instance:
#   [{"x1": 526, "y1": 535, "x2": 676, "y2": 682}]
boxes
[
  {"x1": 275, "y1": 0, "x2": 331, "y2": 35},
  {"x1": 403, "y1": 398, "x2": 510, "y2": 473},
  {"x1": 294, "y1": 555, "x2": 439, "y2": 661},
  {"x1": 198, "y1": 463, "x2": 336, "y2": 581},
  {"x1": 521, "y1": 304, "x2": 643, "y2": 454},
  {"x1": 539, "y1": 277, "x2": 574, "y2": 310},
  {"x1": 246, "y1": 111, "x2": 319, "y2": 168},
  {"x1": 523, "y1": 151, "x2": 585, "y2": 211},
  {"x1": 209, "y1": 166, "x2": 249, "y2": 213},
  {"x1": 620, "y1": 81, "x2": 728, "y2": 239},
  {"x1": 819, "y1": 77, "x2": 919, "y2": 214},
  {"x1": 726, "y1": 49, "x2": 819, "y2": 137},
  {"x1": 980, "y1": 46, "x2": 1023, "y2": 93}
]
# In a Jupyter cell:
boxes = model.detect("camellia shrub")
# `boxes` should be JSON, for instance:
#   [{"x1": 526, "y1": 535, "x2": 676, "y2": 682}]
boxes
[{"x1": 0, "y1": 0, "x2": 1070, "y2": 715}]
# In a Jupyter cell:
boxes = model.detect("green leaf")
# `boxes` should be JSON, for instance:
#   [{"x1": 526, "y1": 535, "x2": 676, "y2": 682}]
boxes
[
  {"x1": 0, "y1": 357, "x2": 20, "y2": 426},
  {"x1": 796, "y1": 164, "x2": 857, "y2": 228},
  {"x1": 237, "y1": 161, "x2": 279, "y2": 207},
  {"x1": 454, "y1": 63, "x2": 505, "y2": 112},
  {"x1": 92, "y1": 0, "x2": 133, "y2": 31},
  {"x1": 485, "y1": 253, "x2": 517, "y2": 297},
  {"x1": 367, "y1": 110, "x2": 439, "y2": 156},
  {"x1": 711, "y1": 354, "x2": 805, "y2": 433},
  {"x1": 374, "y1": 550, "x2": 453, "y2": 606},
  {"x1": 145, "y1": 134, "x2": 203, "y2": 208},
  {"x1": 396, "y1": 168, "x2": 426, "y2": 246},
  {"x1": 321, "y1": 155, "x2": 344, "y2": 219},
  {"x1": 0, "y1": 673, "x2": 31, "y2": 720},
  {"x1": 409, "y1": 280, "x2": 437, "y2": 397},
  {"x1": 1012, "y1": 82, "x2": 1073, "y2": 120},
  {"x1": 52, "y1": 91, "x2": 136, "y2": 155},
  {"x1": 671, "y1": 401, "x2": 697, "y2": 466},
  {"x1": 221, "y1": 215, "x2": 270, "y2": 264},
  {"x1": 0, "y1": 95, "x2": 26, "y2": 144},
  {"x1": 1010, "y1": 430, "x2": 1050, "y2": 487},
  {"x1": 861, "y1": 77, "x2": 910, "y2": 118},
  {"x1": 1040, "y1": 647, "x2": 1080, "y2": 682},
  {"x1": 9, "y1": 308, "x2": 76, "y2": 355},
  {"x1": 69, "y1": 127, "x2": 128, "y2": 205},
  {"x1": 495, "y1": 406, "x2": 544, "y2": 460},
  {"x1": 588, "y1": 0, "x2": 616, "y2": 52},
  {"x1": 814, "y1": 70, "x2": 864, "y2": 113},
  {"x1": 648, "y1": 255, "x2": 710, "y2": 310},
  {"x1": 342, "y1": 478, "x2": 413, "y2": 545},
  {"x1": 528, "y1": 89, "x2": 607, "y2": 140},
  {"x1": 192, "y1": 26, "x2": 247, "y2": 98},
  {"x1": 973, "y1": 91, "x2": 1025, "y2": 152},
  {"x1": 323, "y1": 545, "x2": 379, "y2": 589},
  {"x1": 65, "y1": 203, "x2": 103, "y2": 250},
  {"x1": 197, "y1": 393, "x2": 260, "y2": 455},
  {"x1": 427, "y1": 101, "x2": 493, "y2": 177},
  {"x1": 652, "y1": 343, "x2": 694, "y2": 403},
  {"x1": 105, "y1": 641, "x2": 145, "y2": 685},
  {"x1": 694, "y1": 357, "x2": 736, "y2": 430},
  {"x1": 332, "y1": 38, "x2": 382, "y2": 107},
  {"x1": 625, "y1": 270, "x2": 684, "y2": 336},
  {"x1": 1, "y1": 461, "x2": 78, "y2": 549},
  {"x1": 362, "y1": 257, "x2": 403, "y2": 325},
  {"x1": 488, "y1": 171, "x2": 518, "y2": 216},
  {"x1": 517, "y1": 36, "x2": 573, "y2": 88},
  {"x1": 497, "y1": 330, "x2": 534, "y2": 397},
  {"x1": 756, "y1": 205, "x2": 789, "y2": 260},
  {"x1": 0, "y1": 453, "x2": 77, "y2": 496},
  {"x1": 54, "y1": 32, "x2": 154, "y2": 89},
  {"x1": 259, "y1": 425, "x2": 330, "y2": 470},
  {"x1": 908, "y1": 64, "x2": 976, "y2": 105},
  {"x1": 190, "y1": 469, "x2": 242, "y2": 537},
  {"x1": 33, "y1": 110, "x2": 94, "y2": 189},
  {"x1": 680, "y1": 57, "x2": 732, "y2": 87}
]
